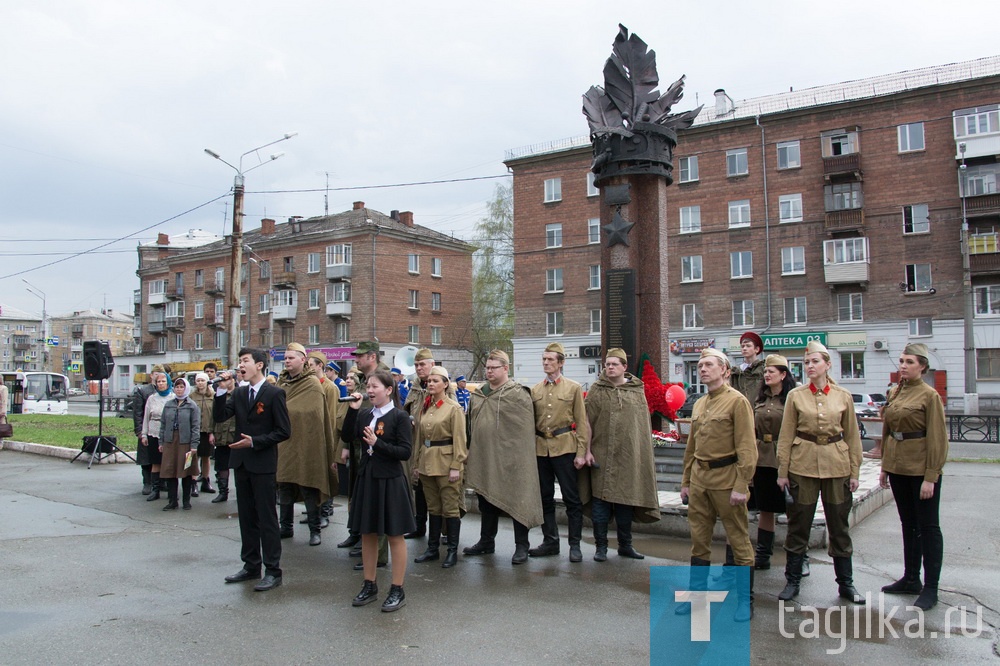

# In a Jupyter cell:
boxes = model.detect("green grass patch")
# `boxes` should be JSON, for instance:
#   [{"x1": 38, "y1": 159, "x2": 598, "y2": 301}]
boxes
[
  {"x1": 947, "y1": 457, "x2": 1000, "y2": 464},
  {"x1": 4, "y1": 414, "x2": 138, "y2": 451}
]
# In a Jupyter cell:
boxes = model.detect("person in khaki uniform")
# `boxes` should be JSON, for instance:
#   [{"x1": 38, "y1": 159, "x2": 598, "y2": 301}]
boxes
[
  {"x1": 680, "y1": 347, "x2": 757, "y2": 621},
  {"x1": 308, "y1": 351, "x2": 341, "y2": 529},
  {"x1": 530, "y1": 342, "x2": 590, "y2": 563},
  {"x1": 878, "y1": 342, "x2": 948, "y2": 611},
  {"x1": 777, "y1": 340, "x2": 864, "y2": 604},
  {"x1": 412, "y1": 366, "x2": 468, "y2": 568}
]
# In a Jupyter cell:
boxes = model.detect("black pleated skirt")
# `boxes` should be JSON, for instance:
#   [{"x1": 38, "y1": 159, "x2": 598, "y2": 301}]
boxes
[
  {"x1": 748, "y1": 466, "x2": 786, "y2": 513},
  {"x1": 348, "y1": 462, "x2": 416, "y2": 537}
]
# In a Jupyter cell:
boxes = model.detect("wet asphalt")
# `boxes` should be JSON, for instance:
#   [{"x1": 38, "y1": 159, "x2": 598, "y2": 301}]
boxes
[{"x1": 0, "y1": 451, "x2": 997, "y2": 664}]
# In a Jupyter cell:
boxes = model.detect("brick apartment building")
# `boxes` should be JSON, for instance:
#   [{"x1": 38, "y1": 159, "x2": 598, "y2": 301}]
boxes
[
  {"x1": 132, "y1": 203, "x2": 475, "y2": 380},
  {"x1": 506, "y1": 55, "x2": 1000, "y2": 408},
  {"x1": 0, "y1": 304, "x2": 44, "y2": 373},
  {"x1": 48, "y1": 308, "x2": 134, "y2": 387}
]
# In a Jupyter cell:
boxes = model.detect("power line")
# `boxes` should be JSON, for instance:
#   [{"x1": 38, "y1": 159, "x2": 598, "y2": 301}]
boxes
[{"x1": 247, "y1": 173, "x2": 511, "y2": 195}]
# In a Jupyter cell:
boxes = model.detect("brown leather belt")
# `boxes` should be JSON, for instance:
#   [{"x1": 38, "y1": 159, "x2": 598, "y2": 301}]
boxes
[
  {"x1": 424, "y1": 439, "x2": 453, "y2": 448},
  {"x1": 696, "y1": 455, "x2": 739, "y2": 470},
  {"x1": 890, "y1": 430, "x2": 926, "y2": 441},
  {"x1": 536, "y1": 426, "x2": 573, "y2": 439},
  {"x1": 795, "y1": 431, "x2": 843, "y2": 445}
]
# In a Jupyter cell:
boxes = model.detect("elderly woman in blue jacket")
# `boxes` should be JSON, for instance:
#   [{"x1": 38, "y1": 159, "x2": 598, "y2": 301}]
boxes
[{"x1": 159, "y1": 377, "x2": 201, "y2": 511}]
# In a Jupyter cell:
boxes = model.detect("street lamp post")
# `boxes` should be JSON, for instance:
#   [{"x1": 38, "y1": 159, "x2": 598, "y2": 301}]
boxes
[
  {"x1": 245, "y1": 246, "x2": 274, "y2": 359},
  {"x1": 205, "y1": 133, "x2": 296, "y2": 368},
  {"x1": 22, "y1": 279, "x2": 47, "y2": 371},
  {"x1": 959, "y1": 141, "x2": 978, "y2": 414}
]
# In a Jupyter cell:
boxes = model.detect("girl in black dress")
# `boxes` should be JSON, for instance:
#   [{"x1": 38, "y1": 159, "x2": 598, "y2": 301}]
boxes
[{"x1": 342, "y1": 369, "x2": 415, "y2": 612}]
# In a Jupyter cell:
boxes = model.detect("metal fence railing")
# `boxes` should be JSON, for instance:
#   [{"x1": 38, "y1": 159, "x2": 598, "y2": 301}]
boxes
[{"x1": 947, "y1": 415, "x2": 1000, "y2": 443}]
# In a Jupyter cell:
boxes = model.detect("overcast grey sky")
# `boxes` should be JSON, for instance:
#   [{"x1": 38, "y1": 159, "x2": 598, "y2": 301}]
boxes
[{"x1": 2, "y1": 0, "x2": 996, "y2": 319}]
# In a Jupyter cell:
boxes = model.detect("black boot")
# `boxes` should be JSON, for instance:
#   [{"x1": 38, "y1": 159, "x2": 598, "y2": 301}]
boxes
[
  {"x1": 201, "y1": 474, "x2": 215, "y2": 494},
  {"x1": 882, "y1": 526, "x2": 922, "y2": 593},
  {"x1": 616, "y1": 513, "x2": 644, "y2": 559},
  {"x1": 734, "y1": 567, "x2": 754, "y2": 622},
  {"x1": 754, "y1": 529, "x2": 775, "y2": 570},
  {"x1": 404, "y1": 486, "x2": 428, "y2": 539},
  {"x1": 713, "y1": 545, "x2": 737, "y2": 584},
  {"x1": 190, "y1": 475, "x2": 199, "y2": 498},
  {"x1": 162, "y1": 479, "x2": 179, "y2": 510},
  {"x1": 568, "y1": 513, "x2": 583, "y2": 562},
  {"x1": 212, "y1": 471, "x2": 229, "y2": 503},
  {"x1": 352, "y1": 579, "x2": 378, "y2": 607},
  {"x1": 141, "y1": 465, "x2": 152, "y2": 495},
  {"x1": 414, "y1": 515, "x2": 441, "y2": 563},
  {"x1": 675, "y1": 557, "x2": 711, "y2": 615},
  {"x1": 834, "y1": 556, "x2": 866, "y2": 604},
  {"x1": 181, "y1": 477, "x2": 193, "y2": 510},
  {"x1": 381, "y1": 584, "x2": 405, "y2": 612},
  {"x1": 512, "y1": 521, "x2": 530, "y2": 565},
  {"x1": 914, "y1": 586, "x2": 938, "y2": 610},
  {"x1": 914, "y1": 522, "x2": 943, "y2": 610},
  {"x1": 778, "y1": 552, "x2": 804, "y2": 601},
  {"x1": 146, "y1": 472, "x2": 161, "y2": 501},
  {"x1": 279, "y1": 503, "x2": 294, "y2": 539},
  {"x1": 463, "y1": 511, "x2": 497, "y2": 555},
  {"x1": 338, "y1": 533, "x2": 361, "y2": 549},
  {"x1": 802, "y1": 552, "x2": 811, "y2": 577},
  {"x1": 529, "y1": 513, "x2": 560, "y2": 557},
  {"x1": 593, "y1": 522, "x2": 609, "y2": 562},
  {"x1": 307, "y1": 500, "x2": 321, "y2": 546},
  {"x1": 403, "y1": 516, "x2": 426, "y2": 539},
  {"x1": 442, "y1": 517, "x2": 461, "y2": 568}
]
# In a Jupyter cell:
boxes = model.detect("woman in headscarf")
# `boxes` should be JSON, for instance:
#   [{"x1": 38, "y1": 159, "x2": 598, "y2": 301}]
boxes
[
  {"x1": 158, "y1": 377, "x2": 201, "y2": 510},
  {"x1": 141, "y1": 371, "x2": 172, "y2": 502}
]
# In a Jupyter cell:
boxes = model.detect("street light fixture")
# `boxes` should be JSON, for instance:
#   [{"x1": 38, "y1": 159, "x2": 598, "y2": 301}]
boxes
[
  {"x1": 22, "y1": 279, "x2": 47, "y2": 371},
  {"x1": 204, "y1": 132, "x2": 297, "y2": 367}
]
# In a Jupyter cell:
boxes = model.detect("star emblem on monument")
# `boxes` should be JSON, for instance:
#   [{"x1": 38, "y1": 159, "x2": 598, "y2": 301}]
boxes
[{"x1": 603, "y1": 209, "x2": 634, "y2": 247}]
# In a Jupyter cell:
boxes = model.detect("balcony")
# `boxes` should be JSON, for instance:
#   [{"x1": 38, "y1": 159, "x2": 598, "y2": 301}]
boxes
[
  {"x1": 13, "y1": 341, "x2": 32, "y2": 351},
  {"x1": 141, "y1": 343, "x2": 166, "y2": 355},
  {"x1": 272, "y1": 304, "x2": 297, "y2": 321},
  {"x1": 133, "y1": 289, "x2": 141, "y2": 304},
  {"x1": 967, "y1": 193, "x2": 1000, "y2": 218},
  {"x1": 148, "y1": 291, "x2": 167, "y2": 306},
  {"x1": 165, "y1": 316, "x2": 185, "y2": 330},
  {"x1": 273, "y1": 271, "x2": 296, "y2": 288},
  {"x1": 825, "y1": 208, "x2": 865, "y2": 233},
  {"x1": 166, "y1": 284, "x2": 184, "y2": 299},
  {"x1": 970, "y1": 233, "x2": 1000, "y2": 275},
  {"x1": 326, "y1": 302, "x2": 352, "y2": 318},
  {"x1": 207, "y1": 314, "x2": 226, "y2": 329},
  {"x1": 824, "y1": 261, "x2": 870, "y2": 286},
  {"x1": 823, "y1": 152, "x2": 861, "y2": 180},
  {"x1": 205, "y1": 280, "x2": 225, "y2": 296},
  {"x1": 147, "y1": 319, "x2": 167, "y2": 334},
  {"x1": 326, "y1": 264, "x2": 352, "y2": 281},
  {"x1": 71, "y1": 325, "x2": 84, "y2": 338}
]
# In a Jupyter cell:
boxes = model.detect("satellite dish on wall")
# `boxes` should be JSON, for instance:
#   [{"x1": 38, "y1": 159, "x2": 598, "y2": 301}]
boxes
[{"x1": 393, "y1": 345, "x2": 418, "y2": 377}]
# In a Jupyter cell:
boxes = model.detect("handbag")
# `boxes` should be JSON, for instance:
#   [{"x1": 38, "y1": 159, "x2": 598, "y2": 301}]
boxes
[{"x1": 0, "y1": 422, "x2": 13, "y2": 439}]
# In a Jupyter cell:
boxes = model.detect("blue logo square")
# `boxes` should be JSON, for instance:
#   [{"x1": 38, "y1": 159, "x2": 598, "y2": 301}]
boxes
[{"x1": 650, "y1": 565, "x2": 750, "y2": 665}]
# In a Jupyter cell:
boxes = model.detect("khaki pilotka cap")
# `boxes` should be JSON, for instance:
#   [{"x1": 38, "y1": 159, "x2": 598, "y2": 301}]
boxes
[
  {"x1": 488, "y1": 349, "x2": 510, "y2": 365},
  {"x1": 286, "y1": 342, "x2": 307, "y2": 356},
  {"x1": 606, "y1": 348, "x2": 627, "y2": 363},
  {"x1": 700, "y1": 347, "x2": 730, "y2": 366},
  {"x1": 544, "y1": 342, "x2": 566, "y2": 356},
  {"x1": 414, "y1": 348, "x2": 434, "y2": 362},
  {"x1": 307, "y1": 351, "x2": 327, "y2": 365},
  {"x1": 764, "y1": 354, "x2": 789, "y2": 368}
]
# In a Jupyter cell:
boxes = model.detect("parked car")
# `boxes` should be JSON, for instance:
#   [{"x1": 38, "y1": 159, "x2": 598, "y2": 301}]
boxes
[
  {"x1": 675, "y1": 392, "x2": 704, "y2": 419},
  {"x1": 869, "y1": 393, "x2": 887, "y2": 409},
  {"x1": 852, "y1": 393, "x2": 879, "y2": 416},
  {"x1": 67, "y1": 387, "x2": 86, "y2": 396}
]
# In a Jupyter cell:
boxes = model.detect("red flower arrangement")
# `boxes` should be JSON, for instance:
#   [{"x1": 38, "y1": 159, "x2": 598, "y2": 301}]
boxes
[{"x1": 639, "y1": 359, "x2": 684, "y2": 422}]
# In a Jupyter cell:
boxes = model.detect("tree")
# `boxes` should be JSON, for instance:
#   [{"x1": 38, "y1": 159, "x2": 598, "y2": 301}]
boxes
[{"x1": 466, "y1": 183, "x2": 514, "y2": 377}]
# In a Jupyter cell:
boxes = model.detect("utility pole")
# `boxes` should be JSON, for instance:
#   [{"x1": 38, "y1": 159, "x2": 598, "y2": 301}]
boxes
[
  {"x1": 228, "y1": 173, "x2": 245, "y2": 369},
  {"x1": 959, "y1": 141, "x2": 978, "y2": 414}
]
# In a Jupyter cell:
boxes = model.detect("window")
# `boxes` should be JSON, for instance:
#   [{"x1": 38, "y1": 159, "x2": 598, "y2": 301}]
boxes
[
  {"x1": 977, "y1": 348, "x2": 1000, "y2": 378},
  {"x1": 898, "y1": 122, "x2": 925, "y2": 152},
  {"x1": 779, "y1": 194, "x2": 803, "y2": 222},
  {"x1": 838, "y1": 293, "x2": 863, "y2": 322},
  {"x1": 976, "y1": 285, "x2": 1000, "y2": 316},
  {"x1": 909, "y1": 317, "x2": 933, "y2": 336},
  {"x1": 308, "y1": 253, "x2": 321, "y2": 273},
  {"x1": 589, "y1": 309, "x2": 601, "y2": 335},
  {"x1": 214, "y1": 299, "x2": 224, "y2": 322},
  {"x1": 781, "y1": 247, "x2": 806, "y2": 275},
  {"x1": 545, "y1": 223, "x2": 563, "y2": 248},
  {"x1": 431, "y1": 292, "x2": 441, "y2": 311},
  {"x1": 588, "y1": 218, "x2": 600, "y2": 244},
  {"x1": 326, "y1": 244, "x2": 352, "y2": 266},
  {"x1": 681, "y1": 255, "x2": 703, "y2": 283},
  {"x1": 821, "y1": 129, "x2": 859, "y2": 156},
  {"x1": 408, "y1": 325, "x2": 419, "y2": 344},
  {"x1": 194, "y1": 270, "x2": 203, "y2": 287},
  {"x1": 546, "y1": 311, "x2": 564, "y2": 336},
  {"x1": 334, "y1": 322, "x2": 350, "y2": 343},
  {"x1": 904, "y1": 264, "x2": 932, "y2": 292},
  {"x1": 240, "y1": 262, "x2": 248, "y2": 283},
  {"x1": 728, "y1": 200, "x2": 751, "y2": 228},
  {"x1": 824, "y1": 237, "x2": 869, "y2": 265},
  {"x1": 283, "y1": 256, "x2": 294, "y2": 272},
  {"x1": 280, "y1": 327, "x2": 294, "y2": 346},
  {"x1": 732, "y1": 300, "x2": 755, "y2": 327},
  {"x1": 903, "y1": 204, "x2": 930, "y2": 234},
  {"x1": 194, "y1": 333, "x2": 203, "y2": 350},
  {"x1": 679, "y1": 156, "x2": 699, "y2": 183},
  {"x1": 840, "y1": 352, "x2": 865, "y2": 380},
  {"x1": 431, "y1": 326, "x2": 442, "y2": 346},
  {"x1": 149, "y1": 279, "x2": 165, "y2": 296},
  {"x1": 589, "y1": 265, "x2": 601, "y2": 290},
  {"x1": 258, "y1": 329, "x2": 269, "y2": 346},
  {"x1": 274, "y1": 290, "x2": 296, "y2": 308},
  {"x1": 308, "y1": 289, "x2": 320, "y2": 309},
  {"x1": 409, "y1": 290, "x2": 420, "y2": 309},
  {"x1": 726, "y1": 148, "x2": 748, "y2": 176},
  {"x1": 327, "y1": 283, "x2": 351, "y2": 303},
  {"x1": 215, "y1": 267, "x2": 225, "y2": 289},
  {"x1": 258, "y1": 260, "x2": 271, "y2": 279},
  {"x1": 784, "y1": 297, "x2": 807, "y2": 325},
  {"x1": 431, "y1": 258, "x2": 442, "y2": 277},
  {"x1": 259, "y1": 294, "x2": 270, "y2": 313},
  {"x1": 964, "y1": 164, "x2": 1000, "y2": 196},
  {"x1": 545, "y1": 269, "x2": 564, "y2": 293},
  {"x1": 240, "y1": 330, "x2": 247, "y2": 347},
  {"x1": 777, "y1": 141, "x2": 801, "y2": 169},
  {"x1": 174, "y1": 333, "x2": 183, "y2": 351},
  {"x1": 408, "y1": 253, "x2": 419, "y2": 274},
  {"x1": 730, "y1": 251, "x2": 753, "y2": 279},
  {"x1": 824, "y1": 182, "x2": 863, "y2": 211},
  {"x1": 683, "y1": 303, "x2": 704, "y2": 329},
  {"x1": 679, "y1": 206, "x2": 701, "y2": 233},
  {"x1": 586, "y1": 172, "x2": 599, "y2": 197},
  {"x1": 214, "y1": 331, "x2": 225, "y2": 349},
  {"x1": 308, "y1": 325, "x2": 319, "y2": 345},
  {"x1": 954, "y1": 105, "x2": 1000, "y2": 138},
  {"x1": 544, "y1": 178, "x2": 562, "y2": 203},
  {"x1": 157, "y1": 337, "x2": 167, "y2": 353}
]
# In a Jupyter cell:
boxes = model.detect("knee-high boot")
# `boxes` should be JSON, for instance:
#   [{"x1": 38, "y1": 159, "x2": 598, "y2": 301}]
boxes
[
  {"x1": 181, "y1": 477, "x2": 193, "y2": 510},
  {"x1": 146, "y1": 472, "x2": 161, "y2": 501},
  {"x1": 834, "y1": 556, "x2": 865, "y2": 604},
  {"x1": 162, "y1": 478, "x2": 179, "y2": 510},
  {"x1": 568, "y1": 513, "x2": 583, "y2": 562},
  {"x1": 414, "y1": 515, "x2": 442, "y2": 562},
  {"x1": 713, "y1": 544, "x2": 737, "y2": 584},
  {"x1": 675, "y1": 557, "x2": 711, "y2": 615},
  {"x1": 212, "y1": 470, "x2": 229, "y2": 503},
  {"x1": 915, "y1": 525, "x2": 943, "y2": 610},
  {"x1": 882, "y1": 525, "x2": 922, "y2": 593},
  {"x1": 734, "y1": 567, "x2": 754, "y2": 622},
  {"x1": 464, "y1": 511, "x2": 497, "y2": 555},
  {"x1": 442, "y1": 517, "x2": 461, "y2": 568},
  {"x1": 141, "y1": 465, "x2": 152, "y2": 495},
  {"x1": 593, "y1": 522, "x2": 609, "y2": 562},
  {"x1": 279, "y1": 503, "x2": 294, "y2": 538},
  {"x1": 778, "y1": 552, "x2": 804, "y2": 601},
  {"x1": 754, "y1": 529, "x2": 775, "y2": 570},
  {"x1": 615, "y1": 508, "x2": 643, "y2": 559},
  {"x1": 529, "y1": 513, "x2": 560, "y2": 557}
]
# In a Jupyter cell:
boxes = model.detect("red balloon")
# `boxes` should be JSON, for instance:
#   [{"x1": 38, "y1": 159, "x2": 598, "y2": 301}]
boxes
[{"x1": 665, "y1": 385, "x2": 686, "y2": 411}]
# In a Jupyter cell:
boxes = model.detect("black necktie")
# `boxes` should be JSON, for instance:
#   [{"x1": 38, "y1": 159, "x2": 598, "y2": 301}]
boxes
[{"x1": 249, "y1": 387, "x2": 256, "y2": 405}]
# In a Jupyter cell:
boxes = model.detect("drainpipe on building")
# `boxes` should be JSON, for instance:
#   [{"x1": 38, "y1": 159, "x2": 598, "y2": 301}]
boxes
[
  {"x1": 757, "y1": 116, "x2": 773, "y2": 335},
  {"x1": 371, "y1": 216, "x2": 380, "y2": 343}
]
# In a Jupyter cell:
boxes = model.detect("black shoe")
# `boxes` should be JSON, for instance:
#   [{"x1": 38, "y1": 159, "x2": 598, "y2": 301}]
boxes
[
  {"x1": 280, "y1": 529, "x2": 294, "y2": 539},
  {"x1": 182, "y1": 500, "x2": 192, "y2": 510},
  {"x1": 211, "y1": 490, "x2": 228, "y2": 504},
  {"x1": 142, "y1": 483, "x2": 152, "y2": 495},
  {"x1": 511, "y1": 544, "x2": 529, "y2": 565},
  {"x1": 190, "y1": 485, "x2": 199, "y2": 498},
  {"x1": 163, "y1": 501, "x2": 178, "y2": 511},
  {"x1": 201, "y1": 478, "x2": 215, "y2": 494},
  {"x1": 754, "y1": 529, "x2": 775, "y2": 570},
  {"x1": 349, "y1": 546, "x2": 362, "y2": 557},
  {"x1": 225, "y1": 568, "x2": 260, "y2": 583},
  {"x1": 528, "y1": 542, "x2": 560, "y2": 558},
  {"x1": 594, "y1": 546, "x2": 607, "y2": 562},
  {"x1": 463, "y1": 540, "x2": 495, "y2": 556},
  {"x1": 569, "y1": 545, "x2": 583, "y2": 563},
  {"x1": 414, "y1": 548, "x2": 440, "y2": 563},
  {"x1": 913, "y1": 586, "x2": 938, "y2": 610},
  {"x1": 254, "y1": 575, "x2": 282, "y2": 592},
  {"x1": 381, "y1": 585, "x2": 405, "y2": 612},
  {"x1": 146, "y1": 489, "x2": 161, "y2": 501},
  {"x1": 309, "y1": 533, "x2": 321, "y2": 546},
  {"x1": 353, "y1": 561, "x2": 387, "y2": 571},
  {"x1": 338, "y1": 534, "x2": 361, "y2": 548},
  {"x1": 319, "y1": 516, "x2": 330, "y2": 530},
  {"x1": 403, "y1": 528, "x2": 425, "y2": 539},
  {"x1": 299, "y1": 516, "x2": 309, "y2": 524},
  {"x1": 618, "y1": 545, "x2": 645, "y2": 560},
  {"x1": 882, "y1": 576, "x2": 922, "y2": 594},
  {"x1": 352, "y1": 580, "x2": 378, "y2": 606}
]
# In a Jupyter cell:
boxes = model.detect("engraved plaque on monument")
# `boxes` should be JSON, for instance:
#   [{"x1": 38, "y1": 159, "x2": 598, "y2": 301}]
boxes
[{"x1": 605, "y1": 269, "x2": 637, "y2": 368}]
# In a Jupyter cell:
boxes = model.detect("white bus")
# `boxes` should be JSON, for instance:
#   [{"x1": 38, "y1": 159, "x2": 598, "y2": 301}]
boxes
[{"x1": 2, "y1": 371, "x2": 70, "y2": 415}]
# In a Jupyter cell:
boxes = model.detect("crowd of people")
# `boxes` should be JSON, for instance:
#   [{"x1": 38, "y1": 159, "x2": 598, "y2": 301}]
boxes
[{"x1": 129, "y1": 334, "x2": 947, "y2": 616}]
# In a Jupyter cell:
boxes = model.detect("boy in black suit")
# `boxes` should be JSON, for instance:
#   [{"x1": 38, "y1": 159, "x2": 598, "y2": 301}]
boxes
[{"x1": 214, "y1": 347, "x2": 291, "y2": 591}]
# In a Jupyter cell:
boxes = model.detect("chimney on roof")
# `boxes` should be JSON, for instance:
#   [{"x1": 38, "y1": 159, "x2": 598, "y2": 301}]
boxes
[
  {"x1": 390, "y1": 210, "x2": 400, "y2": 221},
  {"x1": 353, "y1": 201, "x2": 365, "y2": 210},
  {"x1": 714, "y1": 88, "x2": 734, "y2": 118},
  {"x1": 261, "y1": 218, "x2": 275, "y2": 235},
  {"x1": 157, "y1": 233, "x2": 169, "y2": 245},
  {"x1": 288, "y1": 216, "x2": 303, "y2": 233},
  {"x1": 399, "y1": 211, "x2": 414, "y2": 227}
]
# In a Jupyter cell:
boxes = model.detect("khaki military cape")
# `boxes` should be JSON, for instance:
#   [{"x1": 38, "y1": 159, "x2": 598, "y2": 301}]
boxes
[
  {"x1": 465, "y1": 380, "x2": 543, "y2": 528},
  {"x1": 277, "y1": 369, "x2": 336, "y2": 499},
  {"x1": 583, "y1": 373, "x2": 661, "y2": 523},
  {"x1": 317, "y1": 376, "x2": 341, "y2": 496}
]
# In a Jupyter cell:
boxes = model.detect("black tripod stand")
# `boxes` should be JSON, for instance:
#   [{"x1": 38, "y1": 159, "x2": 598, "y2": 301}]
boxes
[{"x1": 71, "y1": 386, "x2": 135, "y2": 468}]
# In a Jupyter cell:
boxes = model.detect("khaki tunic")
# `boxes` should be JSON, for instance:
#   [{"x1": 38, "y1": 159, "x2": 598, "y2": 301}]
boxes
[
  {"x1": 191, "y1": 387, "x2": 216, "y2": 433},
  {"x1": 413, "y1": 398, "x2": 468, "y2": 476},
  {"x1": 682, "y1": 384, "x2": 757, "y2": 494},
  {"x1": 730, "y1": 359, "x2": 765, "y2": 404},
  {"x1": 880, "y1": 378, "x2": 948, "y2": 483},
  {"x1": 753, "y1": 393, "x2": 784, "y2": 469},
  {"x1": 531, "y1": 376, "x2": 589, "y2": 458},
  {"x1": 777, "y1": 383, "x2": 862, "y2": 480}
]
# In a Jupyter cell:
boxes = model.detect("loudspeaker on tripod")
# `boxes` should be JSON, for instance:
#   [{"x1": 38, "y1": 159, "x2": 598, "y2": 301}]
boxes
[{"x1": 83, "y1": 340, "x2": 114, "y2": 380}]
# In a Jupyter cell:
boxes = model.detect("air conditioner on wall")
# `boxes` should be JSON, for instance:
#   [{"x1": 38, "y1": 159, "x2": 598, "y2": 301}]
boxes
[{"x1": 872, "y1": 339, "x2": 889, "y2": 352}]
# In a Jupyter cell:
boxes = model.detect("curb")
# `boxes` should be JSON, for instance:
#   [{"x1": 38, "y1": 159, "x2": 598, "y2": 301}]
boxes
[{"x1": 0, "y1": 439, "x2": 134, "y2": 464}]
